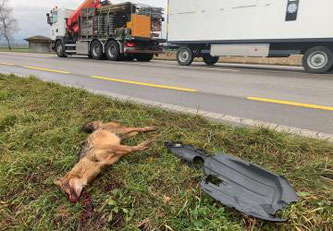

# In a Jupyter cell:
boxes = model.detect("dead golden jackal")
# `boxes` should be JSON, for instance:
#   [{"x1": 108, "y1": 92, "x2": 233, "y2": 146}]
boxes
[{"x1": 54, "y1": 121, "x2": 158, "y2": 203}]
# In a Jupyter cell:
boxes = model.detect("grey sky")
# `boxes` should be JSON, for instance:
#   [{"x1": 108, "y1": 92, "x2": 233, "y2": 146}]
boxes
[{"x1": 8, "y1": 0, "x2": 166, "y2": 43}]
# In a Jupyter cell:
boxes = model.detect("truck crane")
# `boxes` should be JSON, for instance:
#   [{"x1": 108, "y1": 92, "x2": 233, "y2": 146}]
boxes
[
  {"x1": 66, "y1": 0, "x2": 101, "y2": 34},
  {"x1": 46, "y1": 0, "x2": 164, "y2": 61}
]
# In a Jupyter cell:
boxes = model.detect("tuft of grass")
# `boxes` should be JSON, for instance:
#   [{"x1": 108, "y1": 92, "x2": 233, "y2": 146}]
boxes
[{"x1": 0, "y1": 74, "x2": 332, "y2": 230}]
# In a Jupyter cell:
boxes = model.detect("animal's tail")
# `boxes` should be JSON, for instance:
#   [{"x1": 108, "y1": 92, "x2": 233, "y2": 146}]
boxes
[{"x1": 82, "y1": 121, "x2": 103, "y2": 133}]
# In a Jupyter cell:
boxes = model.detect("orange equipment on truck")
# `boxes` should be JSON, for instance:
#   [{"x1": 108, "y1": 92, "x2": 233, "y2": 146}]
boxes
[{"x1": 67, "y1": 0, "x2": 101, "y2": 33}]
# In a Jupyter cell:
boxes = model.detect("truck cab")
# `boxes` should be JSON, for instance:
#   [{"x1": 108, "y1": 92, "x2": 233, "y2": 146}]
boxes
[{"x1": 47, "y1": 7, "x2": 74, "y2": 41}]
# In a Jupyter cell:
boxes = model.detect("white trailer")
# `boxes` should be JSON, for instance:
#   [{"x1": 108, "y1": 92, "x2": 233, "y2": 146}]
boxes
[{"x1": 167, "y1": 0, "x2": 333, "y2": 73}]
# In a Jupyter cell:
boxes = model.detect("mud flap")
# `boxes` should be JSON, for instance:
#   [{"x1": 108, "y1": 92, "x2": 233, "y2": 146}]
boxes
[{"x1": 165, "y1": 142, "x2": 298, "y2": 222}]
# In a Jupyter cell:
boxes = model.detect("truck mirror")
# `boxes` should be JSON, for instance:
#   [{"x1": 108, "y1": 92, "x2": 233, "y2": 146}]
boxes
[{"x1": 46, "y1": 13, "x2": 53, "y2": 26}]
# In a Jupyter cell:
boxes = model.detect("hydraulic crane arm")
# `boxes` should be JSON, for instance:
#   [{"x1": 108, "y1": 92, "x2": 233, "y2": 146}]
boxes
[{"x1": 67, "y1": 0, "x2": 101, "y2": 33}]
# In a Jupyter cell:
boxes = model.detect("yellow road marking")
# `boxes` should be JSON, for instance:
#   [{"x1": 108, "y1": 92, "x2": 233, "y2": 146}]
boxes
[
  {"x1": 0, "y1": 62, "x2": 14, "y2": 66},
  {"x1": 24, "y1": 66, "x2": 70, "y2": 74},
  {"x1": 247, "y1": 97, "x2": 333, "y2": 111},
  {"x1": 90, "y1": 75, "x2": 197, "y2": 92}
]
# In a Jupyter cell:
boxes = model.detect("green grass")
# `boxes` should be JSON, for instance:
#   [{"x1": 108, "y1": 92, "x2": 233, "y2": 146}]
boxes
[
  {"x1": 0, "y1": 47, "x2": 30, "y2": 53},
  {"x1": 0, "y1": 74, "x2": 332, "y2": 230}
]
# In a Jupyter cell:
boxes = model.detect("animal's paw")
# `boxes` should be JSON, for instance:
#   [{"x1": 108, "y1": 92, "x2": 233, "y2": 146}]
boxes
[
  {"x1": 137, "y1": 140, "x2": 153, "y2": 151},
  {"x1": 144, "y1": 126, "x2": 159, "y2": 132}
]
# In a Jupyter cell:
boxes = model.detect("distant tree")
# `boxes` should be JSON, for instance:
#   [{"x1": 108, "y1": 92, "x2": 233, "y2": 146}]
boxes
[{"x1": 0, "y1": 0, "x2": 18, "y2": 50}]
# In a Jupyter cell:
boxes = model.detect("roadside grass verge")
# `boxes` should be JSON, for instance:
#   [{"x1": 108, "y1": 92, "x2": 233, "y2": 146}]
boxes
[
  {"x1": 0, "y1": 47, "x2": 30, "y2": 53},
  {"x1": 0, "y1": 74, "x2": 332, "y2": 230}
]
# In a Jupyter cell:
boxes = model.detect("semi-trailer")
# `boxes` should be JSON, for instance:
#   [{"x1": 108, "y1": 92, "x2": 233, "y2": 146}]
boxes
[
  {"x1": 167, "y1": 0, "x2": 333, "y2": 73},
  {"x1": 46, "y1": 0, "x2": 164, "y2": 62}
]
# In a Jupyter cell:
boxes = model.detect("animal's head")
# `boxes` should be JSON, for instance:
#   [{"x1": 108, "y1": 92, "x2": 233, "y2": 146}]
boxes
[
  {"x1": 82, "y1": 121, "x2": 103, "y2": 133},
  {"x1": 54, "y1": 177, "x2": 83, "y2": 204}
]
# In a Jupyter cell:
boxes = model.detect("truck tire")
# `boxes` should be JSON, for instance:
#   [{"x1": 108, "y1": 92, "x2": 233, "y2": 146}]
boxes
[
  {"x1": 177, "y1": 47, "x2": 194, "y2": 66},
  {"x1": 55, "y1": 40, "x2": 66, "y2": 58},
  {"x1": 136, "y1": 54, "x2": 154, "y2": 62},
  {"x1": 106, "y1": 40, "x2": 120, "y2": 61},
  {"x1": 303, "y1": 46, "x2": 333, "y2": 74},
  {"x1": 90, "y1": 40, "x2": 104, "y2": 60},
  {"x1": 203, "y1": 54, "x2": 219, "y2": 66}
]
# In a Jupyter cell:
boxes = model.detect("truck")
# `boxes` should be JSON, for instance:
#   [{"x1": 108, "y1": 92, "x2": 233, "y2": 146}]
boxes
[
  {"x1": 167, "y1": 0, "x2": 333, "y2": 73},
  {"x1": 46, "y1": 0, "x2": 164, "y2": 62}
]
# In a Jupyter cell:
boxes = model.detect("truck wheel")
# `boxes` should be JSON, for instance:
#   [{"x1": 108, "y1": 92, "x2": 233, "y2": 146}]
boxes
[
  {"x1": 177, "y1": 47, "x2": 193, "y2": 66},
  {"x1": 136, "y1": 54, "x2": 154, "y2": 62},
  {"x1": 55, "y1": 41, "x2": 66, "y2": 58},
  {"x1": 90, "y1": 40, "x2": 104, "y2": 60},
  {"x1": 106, "y1": 40, "x2": 120, "y2": 61},
  {"x1": 303, "y1": 46, "x2": 333, "y2": 74},
  {"x1": 203, "y1": 55, "x2": 219, "y2": 66}
]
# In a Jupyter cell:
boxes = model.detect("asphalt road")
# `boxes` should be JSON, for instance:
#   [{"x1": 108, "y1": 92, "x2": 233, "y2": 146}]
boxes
[{"x1": 1, "y1": 52, "x2": 332, "y2": 139}]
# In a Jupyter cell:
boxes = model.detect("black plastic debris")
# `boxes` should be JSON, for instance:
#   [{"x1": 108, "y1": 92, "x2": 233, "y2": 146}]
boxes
[{"x1": 165, "y1": 142, "x2": 298, "y2": 222}]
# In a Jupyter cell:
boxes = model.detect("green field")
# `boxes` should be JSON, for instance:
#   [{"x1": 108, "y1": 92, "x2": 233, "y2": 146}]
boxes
[{"x1": 0, "y1": 74, "x2": 332, "y2": 230}]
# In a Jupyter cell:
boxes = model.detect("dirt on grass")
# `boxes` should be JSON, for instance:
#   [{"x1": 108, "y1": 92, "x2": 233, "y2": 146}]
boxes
[
  {"x1": 0, "y1": 74, "x2": 332, "y2": 230},
  {"x1": 156, "y1": 51, "x2": 303, "y2": 66}
]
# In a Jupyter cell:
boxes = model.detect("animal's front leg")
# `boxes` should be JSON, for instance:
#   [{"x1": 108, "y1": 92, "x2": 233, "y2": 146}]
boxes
[
  {"x1": 103, "y1": 140, "x2": 153, "y2": 166},
  {"x1": 107, "y1": 140, "x2": 152, "y2": 157},
  {"x1": 120, "y1": 131, "x2": 139, "y2": 139},
  {"x1": 132, "y1": 140, "x2": 153, "y2": 151}
]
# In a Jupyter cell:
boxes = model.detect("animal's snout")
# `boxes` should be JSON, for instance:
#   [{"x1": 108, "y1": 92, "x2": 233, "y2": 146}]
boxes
[{"x1": 68, "y1": 193, "x2": 78, "y2": 204}]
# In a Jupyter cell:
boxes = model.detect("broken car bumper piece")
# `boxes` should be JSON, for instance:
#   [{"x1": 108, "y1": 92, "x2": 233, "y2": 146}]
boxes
[{"x1": 165, "y1": 142, "x2": 298, "y2": 222}]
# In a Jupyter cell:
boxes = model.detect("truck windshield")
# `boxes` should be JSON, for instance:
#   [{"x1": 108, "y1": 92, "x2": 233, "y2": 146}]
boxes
[{"x1": 52, "y1": 11, "x2": 58, "y2": 24}]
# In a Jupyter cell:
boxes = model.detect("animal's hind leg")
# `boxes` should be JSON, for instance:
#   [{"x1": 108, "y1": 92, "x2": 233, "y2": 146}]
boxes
[{"x1": 119, "y1": 127, "x2": 158, "y2": 139}]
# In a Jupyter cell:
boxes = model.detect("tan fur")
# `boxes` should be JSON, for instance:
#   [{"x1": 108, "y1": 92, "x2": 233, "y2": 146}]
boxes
[{"x1": 54, "y1": 121, "x2": 158, "y2": 203}]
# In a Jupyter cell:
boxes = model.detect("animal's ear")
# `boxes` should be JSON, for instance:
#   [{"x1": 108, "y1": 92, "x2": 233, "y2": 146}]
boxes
[{"x1": 54, "y1": 178, "x2": 62, "y2": 187}]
